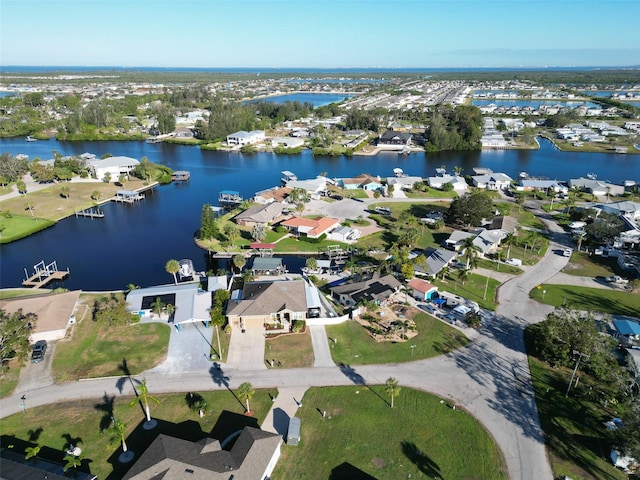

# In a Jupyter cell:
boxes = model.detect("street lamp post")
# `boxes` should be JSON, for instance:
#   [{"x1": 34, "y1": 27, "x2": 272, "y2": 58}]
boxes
[
  {"x1": 542, "y1": 289, "x2": 546, "y2": 300},
  {"x1": 20, "y1": 395, "x2": 26, "y2": 414},
  {"x1": 410, "y1": 344, "x2": 416, "y2": 357}
]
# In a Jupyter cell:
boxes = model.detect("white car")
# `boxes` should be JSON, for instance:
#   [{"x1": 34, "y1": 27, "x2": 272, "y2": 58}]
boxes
[{"x1": 562, "y1": 248, "x2": 572, "y2": 257}]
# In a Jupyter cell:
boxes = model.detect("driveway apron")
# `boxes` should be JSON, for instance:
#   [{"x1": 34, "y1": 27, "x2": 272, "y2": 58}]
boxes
[
  {"x1": 225, "y1": 327, "x2": 267, "y2": 370},
  {"x1": 148, "y1": 322, "x2": 214, "y2": 373}
]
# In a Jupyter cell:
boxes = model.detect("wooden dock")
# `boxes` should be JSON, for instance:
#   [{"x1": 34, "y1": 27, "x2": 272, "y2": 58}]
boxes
[
  {"x1": 114, "y1": 190, "x2": 145, "y2": 203},
  {"x1": 172, "y1": 170, "x2": 190, "y2": 181},
  {"x1": 75, "y1": 207, "x2": 104, "y2": 218},
  {"x1": 22, "y1": 260, "x2": 69, "y2": 288}
]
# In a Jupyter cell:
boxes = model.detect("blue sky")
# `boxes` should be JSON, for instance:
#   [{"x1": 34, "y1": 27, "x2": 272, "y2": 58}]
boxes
[{"x1": 1, "y1": 0, "x2": 639, "y2": 68}]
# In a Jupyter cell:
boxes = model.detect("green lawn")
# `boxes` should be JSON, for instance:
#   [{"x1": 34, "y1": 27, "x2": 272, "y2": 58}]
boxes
[
  {"x1": 563, "y1": 251, "x2": 620, "y2": 278},
  {"x1": 0, "y1": 365, "x2": 21, "y2": 398},
  {"x1": 530, "y1": 284, "x2": 640, "y2": 317},
  {"x1": 432, "y1": 273, "x2": 500, "y2": 311},
  {"x1": 405, "y1": 189, "x2": 458, "y2": 199},
  {"x1": 0, "y1": 288, "x2": 52, "y2": 299},
  {"x1": 272, "y1": 386, "x2": 507, "y2": 480},
  {"x1": 265, "y1": 329, "x2": 314, "y2": 368},
  {"x1": 326, "y1": 313, "x2": 469, "y2": 365},
  {"x1": 477, "y1": 258, "x2": 523, "y2": 275},
  {"x1": 52, "y1": 317, "x2": 171, "y2": 382},
  {"x1": 0, "y1": 389, "x2": 274, "y2": 480},
  {"x1": 0, "y1": 214, "x2": 55, "y2": 243},
  {"x1": 525, "y1": 332, "x2": 626, "y2": 480},
  {"x1": 209, "y1": 327, "x2": 231, "y2": 362},
  {"x1": 274, "y1": 237, "x2": 349, "y2": 253}
]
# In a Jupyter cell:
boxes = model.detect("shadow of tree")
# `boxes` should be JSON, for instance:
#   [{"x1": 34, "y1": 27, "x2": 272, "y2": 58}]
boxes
[
  {"x1": 328, "y1": 461, "x2": 378, "y2": 479},
  {"x1": 208, "y1": 363, "x2": 245, "y2": 410},
  {"x1": 61, "y1": 432, "x2": 83, "y2": 451},
  {"x1": 27, "y1": 427, "x2": 43, "y2": 442},
  {"x1": 94, "y1": 392, "x2": 115, "y2": 432},
  {"x1": 338, "y1": 363, "x2": 365, "y2": 385},
  {"x1": 401, "y1": 441, "x2": 442, "y2": 479}
]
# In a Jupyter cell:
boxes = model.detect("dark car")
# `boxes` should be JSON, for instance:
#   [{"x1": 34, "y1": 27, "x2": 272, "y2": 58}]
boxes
[{"x1": 31, "y1": 340, "x2": 47, "y2": 363}]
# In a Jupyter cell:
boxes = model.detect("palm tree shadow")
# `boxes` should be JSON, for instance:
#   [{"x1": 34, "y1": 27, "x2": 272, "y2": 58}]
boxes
[
  {"x1": 209, "y1": 363, "x2": 244, "y2": 410},
  {"x1": 61, "y1": 432, "x2": 83, "y2": 451},
  {"x1": 401, "y1": 441, "x2": 443, "y2": 479},
  {"x1": 116, "y1": 357, "x2": 137, "y2": 394},
  {"x1": 338, "y1": 363, "x2": 388, "y2": 406},
  {"x1": 27, "y1": 427, "x2": 43, "y2": 442},
  {"x1": 94, "y1": 392, "x2": 115, "y2": 432}
]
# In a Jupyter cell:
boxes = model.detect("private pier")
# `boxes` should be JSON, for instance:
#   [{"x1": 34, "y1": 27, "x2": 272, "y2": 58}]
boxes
[{"x1": 22, "y1": 260, "x2": 69, "y2": 288}]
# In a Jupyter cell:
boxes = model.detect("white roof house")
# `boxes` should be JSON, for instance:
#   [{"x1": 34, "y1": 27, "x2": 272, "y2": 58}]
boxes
[
  {"x1": 472, "y1": 173, "x2": 513, "y2": 190},
  {"x1": 126, "y1": 283, "x2": 211, "y2": 327},
  {"x1": 286, "y1": 177, "x2": 327, "y2": 196},
  {"x1": 597, "y1": 201, "x2": 640, "y2": 221},
  {"x1": 569, "y1": 178, "x2": 625, "y2": 196},
  {"x1": 226, "y1": 130, "x2": 265, "y2": 147},
  {"x1": 427, "y1": 174, "x2": 467, "y2": 192},
  {"x1": 88, "y1": 156, "x2": 140, "y2": 182}
]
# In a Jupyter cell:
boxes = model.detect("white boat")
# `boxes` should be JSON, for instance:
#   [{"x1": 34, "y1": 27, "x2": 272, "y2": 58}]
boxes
[
  {"x1": 586, "y1": 173, "x2": 597, "y2": 180},
  {"x1": 518, "y1": 171, "x2": 529, "y2": 179},
  {"x1": 393, "y1": 168, "x2": 405, "y2": 177},
  {"x1": 25, "y1": 136, "x2": 37, "y2": 142},
  {"x1": 281, "y1": 170, "x2": 297, "y2": 183}
]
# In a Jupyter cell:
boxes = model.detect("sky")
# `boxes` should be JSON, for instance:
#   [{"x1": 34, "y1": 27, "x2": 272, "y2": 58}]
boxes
[{"x1": 1, "y1": 0, "x2": 639, "y2": 69}]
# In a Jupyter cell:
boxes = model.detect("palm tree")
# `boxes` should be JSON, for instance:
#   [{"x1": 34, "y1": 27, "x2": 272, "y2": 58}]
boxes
[
  {"x1": 60, "y1": 185, "x2": 70, "y2": 199},
  {"x1": 24, "y1": 444, "x2": 42, "y2": 460},
  {"x1": 238, "y1": 382, "x2": 255, "y2": 413},
  {"x1": 150, "y1": 297, "x2": 165, "y2": 318},
  {"x1": 165, "y1": 304, "x2": 176, "y2": 322},
  {"x1": 305, "y1": 256, "x2": 318, "y2": 272},
  {"x1": 110, "y1": 417, "x2": 128, "y2": 452},
  {"x1": 125, "y1": 283, "x2": 140, "y2": 295},
  {"x1": 24, "y1": 201, "x2": 35, "y2": 217},
  {"x1": 440, "y1": 265, "x2": 449, "y2": 281},
  {"x1": 502, "y1": 232, "x2": 517, "y2": 259},
  {"x1": 223, "y1": 223, "x2": 240, "y2": 244},
  {"x1": 165, "y1": 259, "x2": 180, "y2": 284},
  {"x1": 16, "y1": 180, "x2": 27, "y2": 194},
  {"x1": 128, "y1": 378, "x2": 160, "y2": 423},
  {"x1": 460, "y1": 237, "x2": 481, "y2": 270},
  {"x1": 457, "y1": 268, "x2": 470, "y2": 285},
  {"x1": 232, "y1": 254, "x2": 246, "y2": 273},
  {"x1": 251, "y1": 223, "x2": 267, "y2": 242},
  {"x1": 385, "y1": 377, "x2": 401, "y2": 408},
  {"x1": 453, "y1": 166, "x2": 463, "y2": 177},
  {"x1": 63, "y1": 453, "x2": 84, "y2": 472}
]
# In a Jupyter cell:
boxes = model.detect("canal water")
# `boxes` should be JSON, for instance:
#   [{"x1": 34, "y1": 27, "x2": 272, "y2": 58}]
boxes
[{"x1": 1, "y1": 137, "x2": 639, "y2": 291}]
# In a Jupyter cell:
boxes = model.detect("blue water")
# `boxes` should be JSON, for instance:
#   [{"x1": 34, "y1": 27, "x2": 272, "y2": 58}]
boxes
[
  {"x1": 472, "y1": 99, "x2": 601, "y2": 109},
  {"x1": 289, "y1": 79, "x2": 387, "y2": 84},
  {"x1": 0, "y1": 92, "x2": 16, "y2": 98},
  {"x1": 254, "y1": 93, "x2": 354, "y2": 107},
  {"x1": 1, "y1": 137, "x2": 639, "y2": 290}
]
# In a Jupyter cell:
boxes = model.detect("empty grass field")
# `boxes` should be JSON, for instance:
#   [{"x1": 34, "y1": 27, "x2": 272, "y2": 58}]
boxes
[
  {"x1": 530, "y1": 284, "x2": 639, "y2": 317},
  {"x1": 265, "y1": 329, "x2": 314, "y2": 368}
]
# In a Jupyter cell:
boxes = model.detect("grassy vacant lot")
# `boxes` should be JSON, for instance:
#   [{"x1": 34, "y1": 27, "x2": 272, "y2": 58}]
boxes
[
  {"x1": 432, "y1": 273, "x2": 500, "y2": 311},
  {"x1": 0, "y1": 214, "x2": 55, "y2": 243},
  {"x1": 0, "y1": 288, "x2": 52, "y2": 300},
  {"x1": 265, "y1": 329, "x2": 314, "y2": 368},
  {"x1": 52, "y1": 315, "x2": 170, "y2": 382},
  {"x1": 0, "y1": 389, "x2": 274, "y2": 480},
  {"x1": 274, "y1": 236, "x2": 349, "y2": 253},
  {"x1": 272, "y1": 386, "x2": 507, "y2": 480},
  {"x1": 0, "y1": 179, "x2": 152, "y2": 221},
  {"x1": 326, "y1": 312, "x2": 468, "y2": 365},
  {"x1": 526, "y1": 335, "x2": 626, "y2": 479},
  {"x1": 564, "y1": 251, "x2": 621, "y2": 278},
  {"x1": 530, "y1": 284, "x2": 640, "y2": 317}
]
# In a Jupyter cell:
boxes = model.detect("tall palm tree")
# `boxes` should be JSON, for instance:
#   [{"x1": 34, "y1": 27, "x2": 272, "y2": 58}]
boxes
[
  {"x1": 385, "y1": 377, "x2": 401, "y2": 408},
  {"x1": 232, "y1": 254, "x2": 246, "y2": 273},
  {"x1": 24, "y1": 201, "x2": 35, "y2": 217},
  {"x1": 460, "y1": 237, "x2": 481, "y2": 270},
  {"x1": 238, "y1": 382, "x2": 255, "y2": 413},
  {"x1": 165, "y1": 304, "x2": 176, "y2": 322},
  {"x1": 129, "y1": 378, "x2": 160, "y2": 422},
  {"x1": 60, "y1": 185, "x2": 70, "y2": 199},
  {"x1": 502, "y1": 232, "x2": 517, "y2": 259},
  {"x1": 165, "y1": 259, "x2": 180, "y2": 284},
  {"x1": 457, "y1": 268, "x2": 470, "y2": 285},
  {"x1": 110, "y1": 417, "x2": 128, "y2": 452},
  {"x1": 150, "y1": 297, "x2": 165, "y2": 318}
]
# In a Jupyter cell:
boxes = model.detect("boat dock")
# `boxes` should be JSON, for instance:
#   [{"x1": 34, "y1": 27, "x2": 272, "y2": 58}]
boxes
[
  {"x1": 218, "y1": 190, "x2": 243, "y2": 209},
  {"x1": 114, "y1": 190, "x2": 145, "y2": 203},
  {"x1": 75, "y1": 207, "x2": 104, "y2": 218},
  {"x1": 22, "y1": 260, "x2": 69, "y2": 288},
  {"x1": 172, "y1": 171, "x2": 190, "y2": 181}
]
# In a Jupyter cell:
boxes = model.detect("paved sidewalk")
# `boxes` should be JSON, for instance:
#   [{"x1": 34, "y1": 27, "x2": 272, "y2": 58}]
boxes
[
  {"x1": 309, "y1": 325, "x2": 335, "y2": 367},
  {"x1": 261, "y1": 386, "x2": 309, "y2": 437}
]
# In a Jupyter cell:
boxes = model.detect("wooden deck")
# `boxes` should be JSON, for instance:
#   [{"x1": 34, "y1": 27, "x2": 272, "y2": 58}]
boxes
[{"x1": 22, "y1": 270, "x2": 69, "y2": 288}]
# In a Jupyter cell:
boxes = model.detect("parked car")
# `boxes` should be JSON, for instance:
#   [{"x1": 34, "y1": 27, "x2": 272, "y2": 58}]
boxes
[
  {"x1": 605, "y1": 275, "x2": 629, "y2": 285},
  {"x1": 505, "y1": 258, "x2": 522, "y2": 267},
  {"x1": 562, "y1": 248, "x2": 572, "y2": 257},
  {"x1": 31, "y1": 340, "x2": 47, "y2": 364}
]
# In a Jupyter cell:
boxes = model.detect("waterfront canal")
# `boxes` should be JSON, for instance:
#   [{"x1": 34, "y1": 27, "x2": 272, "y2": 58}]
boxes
[{"x1": 1, "y1": 138, "x2": 638, "y2": 290}]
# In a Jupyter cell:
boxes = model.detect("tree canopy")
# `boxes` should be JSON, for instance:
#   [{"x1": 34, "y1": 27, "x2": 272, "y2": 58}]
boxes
[
  {"x1": 0, "y1": 308, "x2": 37, "y2": 377},
  {"x1": 446, "y1": 192, "x2": 494, "y2": 227}
]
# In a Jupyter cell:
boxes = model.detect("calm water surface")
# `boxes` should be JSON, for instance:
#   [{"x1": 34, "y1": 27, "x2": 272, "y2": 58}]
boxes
[
  {"x1": 253, "y1": 92, "x2": 354, "y2": 106},
  {"x1": 1, "y1": 138, "x2": 639, "y2": 290}
]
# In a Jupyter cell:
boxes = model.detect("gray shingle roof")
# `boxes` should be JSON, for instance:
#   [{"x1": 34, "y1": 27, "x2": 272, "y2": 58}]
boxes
[{"x1": 226, "y1": 280, "x2": 307, "y2": 317}]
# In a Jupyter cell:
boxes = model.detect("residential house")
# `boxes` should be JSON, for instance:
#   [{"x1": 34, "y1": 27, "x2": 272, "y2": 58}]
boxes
[
  {"x1": 489, "y1": 215, "x2": 518, "y2": 235},
  {"x1": 0, "y1": 290, "x2": 80, "y2": 343},
  {"x1": 612, "y1": 318, "x2": 640, "y2": 346},
  {"x1": 338, "y1": 173, "x2": 383, "y2": 191},
  {"x1": 377, "y1": 130, "x2": 412, "y2": 150},
  {"x1": 516, "y1": 179, "x2": 566, "y2": 193},
  {"x1": 286, "y1": 177, "x2": 327, "y2": 197},
  {"x1": 253, "y1": 186, "x2": 292, "y2": 204},
  {"x1": 387, "y1": 175, "x2": 423, "y2": 191},
  {"x1": 330, "y1": 274, "x2": 402, "y2": 307},
  {"x1": 122, "y1": 427, "x2": 282, "y2": 480},
  {"x1": 226, "y1": 280, "x2": 309, "y2": 330},
  {"x1": 87, "y1": 155, "x2": 140, "y2": 182},
  {"x1": 328, "y1": 225, "x2": 361, "y2": 243},
  {"x1": 569, "y1": 178, "x2": 625, "y2": 197},
  {"x1": 226, "y1": 130, "x2": 265, "y2": 147},
  {"x1": 234, "y1": 203, "x2": 284, "y2": 227},
  {"x1": 407, "y1": 278, "x2": 438, "y2": 301},
  {"x1": 444, "y1": 227, "x2": 509, "y2": 257},
  {"x1": 597, "y1": 201, "x2": 640, "y2": 221},
  {"x1": 472, "y1": 172, "x2": 513, "y2": 190},
  {"x1": 251, "y1": 257, "x2": 286, "y2": 276},
  {"x1": 414, "y1": 247, "x2": 457, "y2": 278},
  {"x1": 271, "y1": 137, "x2": 305, "y2": 149},
  {"x1": 427, "y1": 173, "x2": 468, "y2": 192},
  {"x1": 281, "y1": 216, "x2": 340, "y2": 238},
  {"x1": 1, "y1": 448, "x2": 97, "y2": 480}
]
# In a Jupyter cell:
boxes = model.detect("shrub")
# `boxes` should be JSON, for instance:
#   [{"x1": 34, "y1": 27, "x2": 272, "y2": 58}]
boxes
[{"x1": 292, "y1": 320, "x2": 306, "y2": 333}]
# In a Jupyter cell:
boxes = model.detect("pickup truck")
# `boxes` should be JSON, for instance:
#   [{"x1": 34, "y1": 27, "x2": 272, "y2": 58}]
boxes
[{"x1": 605, "y1": 275, "x2": 629, "y2": 285}]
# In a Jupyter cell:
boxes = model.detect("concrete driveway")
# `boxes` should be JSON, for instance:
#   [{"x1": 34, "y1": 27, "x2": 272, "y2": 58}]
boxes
[
  {"x1": 309, "y1": 326, "x2": 335, "y2": 367},
  {"x1": 15, "y1": 341, "x2": 56, "y2": 393},
  {"x1": 225, "y1": 327, "x2": 267, "y2": 371},
  {"x1": 147, "y1": 322, "x2": 215, "y2": 374}
]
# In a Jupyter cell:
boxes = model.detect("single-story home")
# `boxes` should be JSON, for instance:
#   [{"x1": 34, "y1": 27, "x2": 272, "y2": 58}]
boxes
[
  {"x1": 126, "y1": 283, "x2": 211, "y2": 329},
  {"x1": 251, "y1": 257, "x2": 286, "y2": 276},
  {"x1": 226, "y1": 280, "x2": 309, "y2": 330},
  {"x1": 281, "y1": 216, "x2": 340, "y2": 238},
  {"x1": 407, "y1": 278, "x2": 438, "y2": 301},
  {"x1": 612, "y1": 318, "x2": 640, "y2": 345},
  {"x1": 88, "y1": 155, "x2": 140, "y2": 182},
  {"x1": 328, "y1": 226, "x2": 361, "y2": 243},
  {"x1": 516, "y1": 180, "x2": 566, "y2": 193},
  {"x1": 285, "y1": 177, "x2": 327, "y2": 196},
  {"x1": 122, "y1": 427, "x2": 282, "y2": 480},
  {"x1": 330, "y1": 274, "x2": 401, "y2": 307},
  {"x1": 338, "y1": 174, "x2": 382, "y2": 191},
  {"x1": 472, "y1": 172, "x2": 513, "y2": 190},
  {"x1": 0, "y1": 290, "x2": 81, "y2": 343},
  {"x1": 234, "y1": 203, "x2": 284, "y2": 227},
  {"x1": 597, "y1": 201, "x2": 640, "y2": 221},
  {"x1": 253, "y1": 186, "x2": 292, "y2": 204},
  {"x1": 226, "y1": 130, "x2": 265, "y2": 147},
  {"x1": 427, "y1": 174, "x2": 468, "y2": 192},
  {"x1": 414, "y1": 247, "x2": 457, "y2": 278},
  {"x1": 387, "y1": 175, "x2": 423, "y2": 191},
  {"x1": 569, "y1": 178, "x2": 625, "y2": 196}
]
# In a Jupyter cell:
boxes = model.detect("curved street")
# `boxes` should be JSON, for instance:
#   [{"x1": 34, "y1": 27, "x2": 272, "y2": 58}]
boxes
[{"x1": 0, "y1": 205, "x2": 574, "y2": 480}]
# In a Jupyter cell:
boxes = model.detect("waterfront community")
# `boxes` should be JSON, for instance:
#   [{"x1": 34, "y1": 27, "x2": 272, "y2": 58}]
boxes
[{"x1": 1, "y1": 69, "x2": 640, "y2": 480}]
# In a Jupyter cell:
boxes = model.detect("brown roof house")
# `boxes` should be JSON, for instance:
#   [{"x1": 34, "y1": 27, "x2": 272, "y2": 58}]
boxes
[
  {"x1": 234, "y1": 203, "x2": 284, "y2": 227},
  {"x1": 0, "y1": 290, "x2": 80, "y2": 342},
  {"x1": 122, "y1": 427, "x2": 282, "y2": 480},
  {"x1": 226, "y1": 280, "x2": 308, "y2": 330}
]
